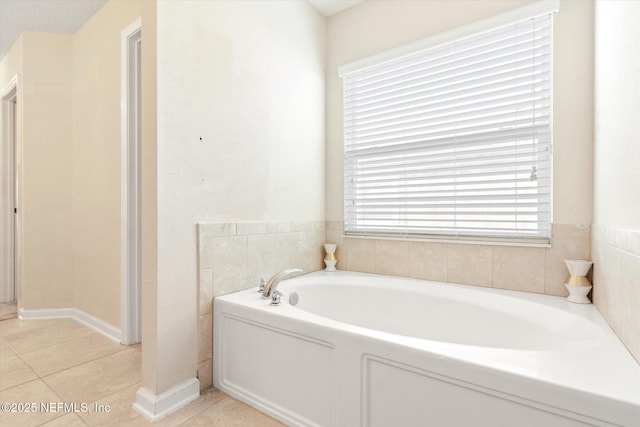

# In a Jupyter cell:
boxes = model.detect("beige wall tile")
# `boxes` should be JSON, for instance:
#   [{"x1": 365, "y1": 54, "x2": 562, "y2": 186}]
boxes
[
  {"x1": 274, "y1": 232, "x2": 300, "y2": 272},
  {"x1": 591, "y1": 224, "x2": 604, "y2": 242},
  {"x1": 325, "y1": 229, "x2": 347, "y2": 271},
  {"x1": 248, "y1": 233, "x2": 276, "y2": 285},
  {"x1": 327, "y1": 220, "x2": 343, "y2": 231},
  {"x1": 198, "y1": 314, "x2": 212, "y2": 364},
  {"x1": 198, "y1": 358, "x2": 213, "y2": 391},
  {"x1": 344, "y1": 238, "x2": 375, "y2": 273},
  {"x1": 407, "y1": 242, "x2": 447, "y2": 282},
  {"x1": 591, "y1": 240, "x2": 609, "y2": 318},
  {"x1": 267, "y1": 221, "x2": 292, "y2": 233},
  {"x1": 545, "y1": 237, "x2": 590, "y2": 296},
  {"x1": 199, "y1": 268, "x2": 213, "y2": 316},
  {"x1": 592, "y1": 241, "x2": 622, "y2": 328},
  {"x1": 199, "y1": 223, "x2": 236, "y2": 239},
  {"x1": 375, "y1": 240, "x2": 409, "y2": 277},
  {"x1": 211, "y1": 236, "x2": 249, "y2": 297},
  {"x1": 291, "y1": 221, "x2": 313, "y2": 232},
  {"x1": 298, "y1": 230, "x2": 325, "y2": 273},
  {"x1": 618, "y1": 252, "x2": 640, "y2": 361},
  {"x1": 311, "y1": 221, "x2": 326, "y2": 231},
  {"x1": 198, "y1": 236, "x2": 213, "y2": 270},
  {"x1": 552, "y1": 223, "x2": 591, "y2": 238},
  {"x1": 612, "y1": 227, "x2": 631, "y2": 253},
  {"x1": 629, "y1": 229, "x2": 640, "y2": 256},
  {"x1": 447, "y1": 244, "x2": 492, "y2": 287},
  {"x1": 237, "y1": 221, "x2": 267, "y2": 236},
  {"x1": 493, "y1": 246, "x2": 545, "y2": 293}
]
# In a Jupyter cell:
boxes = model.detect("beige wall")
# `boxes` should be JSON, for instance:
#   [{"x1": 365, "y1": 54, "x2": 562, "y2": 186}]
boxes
[
  {"x1": 0, "y1": 32, "x2": 74, "y2": 310},
  {"x1": 155, "y1": 0, "x2": 326, "y2": 394},
  {"x1": 592, "y1": 0, "x2": 640, "y2": 362},
  {"x1": 22, "y1": 32, "x2": 74, "y2": 309},
  {"x1": 68, "y1": 0, "x2": 160, "y2": 396},
  {"x1": 71, "y1": 0, "x2": 153, "y2": 329},
  {"x1": 326, "y1": 0, "x2": 594, "y2": 225},
  {"x1": 140, "y1": 0, "x2": 158, "y2": 400}
]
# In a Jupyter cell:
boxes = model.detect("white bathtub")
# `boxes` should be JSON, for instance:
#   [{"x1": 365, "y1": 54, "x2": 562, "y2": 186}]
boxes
[{"x1": 213, "y1": 271, "x2": 640, "y2": 427}]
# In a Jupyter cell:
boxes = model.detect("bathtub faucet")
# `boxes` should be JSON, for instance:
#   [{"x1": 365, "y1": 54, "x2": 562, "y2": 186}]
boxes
[{"x1": 262, "y1": 268, "x2": 303, "y2": 299}]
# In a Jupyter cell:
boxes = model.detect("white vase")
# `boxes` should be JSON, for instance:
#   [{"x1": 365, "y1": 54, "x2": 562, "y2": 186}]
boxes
[
  {"x1": 324, "y1": 243, "x2": 337, "y2": 272},
  {"x1": 564, "y1": 260, "x2": 593, "y2": 304}
]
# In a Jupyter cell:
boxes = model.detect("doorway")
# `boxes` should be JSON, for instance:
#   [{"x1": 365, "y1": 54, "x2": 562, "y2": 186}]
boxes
[
  {"x1": 1, "y1": 76, "x2": 18, "y2": 319},
  {"x1": 121, "y1": 19, "x2": 142, "y2": 344}
]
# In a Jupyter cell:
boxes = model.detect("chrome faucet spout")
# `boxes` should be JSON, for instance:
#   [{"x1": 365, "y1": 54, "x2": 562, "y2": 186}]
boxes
[{"x1": 262, "y1": 268, "x2": 303, "y2": 299}]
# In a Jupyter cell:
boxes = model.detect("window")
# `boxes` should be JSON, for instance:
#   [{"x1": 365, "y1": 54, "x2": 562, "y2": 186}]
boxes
[{"x1": 341, "y1": 2, "x2": 557, "y2": 245}]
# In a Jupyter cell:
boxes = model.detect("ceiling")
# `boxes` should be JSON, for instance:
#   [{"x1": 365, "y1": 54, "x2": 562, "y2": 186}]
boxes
[
  {"x1": 0, "y1": 0, "x2": 363, "y2": 61},
  {"x1": 307, "y1": 0, "x2": 364, "y2": 16},
  {"x1": 0, "y1": 0, "x2": 107, "y2": 60}
]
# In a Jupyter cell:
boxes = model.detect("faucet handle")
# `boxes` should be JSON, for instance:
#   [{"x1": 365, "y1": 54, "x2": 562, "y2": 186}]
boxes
[
  {"x1": 258, "y1": 277, "x2": 266, "y2": 293},
  {"x1": 270, "y1": 290, "x2": 282, "y2": 306}
]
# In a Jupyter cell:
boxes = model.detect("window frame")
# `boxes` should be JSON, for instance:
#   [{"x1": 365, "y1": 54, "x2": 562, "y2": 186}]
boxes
[{"x1": 339, "y1": 0, "x2": 559, "y2": 246}]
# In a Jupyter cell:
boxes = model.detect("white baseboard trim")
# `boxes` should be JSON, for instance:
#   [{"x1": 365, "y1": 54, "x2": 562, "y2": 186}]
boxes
[
  {"x1": 18, "y1": 307, "x2": 122, "y2": 344},
  {"x1": 133, "y1": 378, "x2": 200, "y2": 421}
]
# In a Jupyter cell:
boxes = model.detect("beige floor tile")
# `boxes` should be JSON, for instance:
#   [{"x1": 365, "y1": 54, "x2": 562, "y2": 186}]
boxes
[
  {"x1": 0, "y1": 318, "x2": 58, "y2": 337},
  {"x1": 130, "y1": 343, "x2": 142, "y2": 353},
  {"x1": 80, "y1": 384, "x2": 149, "y2": 427},
  {"x1": 21, "y1": 332, "x2": 127, "y2": 377},
  {"x1": 157, "y1": 387, "x2": 225, "y2": 426},
  {"x1": 0, "y1": 352, "x2": 38, "y2": 391},
  {"x1": 0, "y1": 338, "x2": 16, "y2": 361},
  {"x1": 181, "y1": 396, "x2": 284, "y2": 426},
  {"x1": 40, "y1": 412, "x2": 87, "y2": 426},
  {"x1": 3, "y1": 319, "x2": 93, "y2": 354},
  {"x1": 0, "y1": 379, "x2": 63, "y2": 426},
  {"x1": 44, "y1": 349, "x2": 140, "y2": 403}
]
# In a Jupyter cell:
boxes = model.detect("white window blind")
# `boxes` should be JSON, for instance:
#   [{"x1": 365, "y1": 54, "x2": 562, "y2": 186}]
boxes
[{"x1": 342, "y1": 11, "x2": 554, "y2": 244}]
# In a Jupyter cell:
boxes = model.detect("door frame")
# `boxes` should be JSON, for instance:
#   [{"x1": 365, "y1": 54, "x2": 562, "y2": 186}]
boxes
[
  {"x1": 1, "y1": 75, "x2": 18, "y2": 304},
  {"x1": 121, "y1": 18, "x2": 142, "y2": 344}
]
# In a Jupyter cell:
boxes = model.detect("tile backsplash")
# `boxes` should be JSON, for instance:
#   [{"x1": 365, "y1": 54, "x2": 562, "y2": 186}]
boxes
[
  {"x1": 592, "y1": 225, "x2": 640, "y2": 362},
  {"x1": 326, "y1": 221, "x2": 591, "y2": 297},
  {"x1": 197, "y1": 220, "x2": 325, "y2": 390}
]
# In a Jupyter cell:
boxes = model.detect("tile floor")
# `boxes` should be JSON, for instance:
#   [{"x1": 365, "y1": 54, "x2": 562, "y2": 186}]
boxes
[{"x1": 0, "y1": 317, "x2": 283, "y2": 426}]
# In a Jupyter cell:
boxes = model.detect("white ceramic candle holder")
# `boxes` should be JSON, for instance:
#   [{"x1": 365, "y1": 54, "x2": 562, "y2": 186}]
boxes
[
  {"x1": 324, "y1": 243, "x2": 337, "y2": 272},
  {"x1": 564, "y1": 260, "x2": 593, "y2": 304}
]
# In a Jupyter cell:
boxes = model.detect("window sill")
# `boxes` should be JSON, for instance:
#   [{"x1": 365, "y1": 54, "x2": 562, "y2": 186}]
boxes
[{"x1": 342, "y1": 233, "x2": 552, "y2": 248}]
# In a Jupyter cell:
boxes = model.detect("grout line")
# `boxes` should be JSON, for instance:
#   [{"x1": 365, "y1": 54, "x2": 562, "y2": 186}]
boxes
[
  {"x1": 3, "y1": 322, "x2": 96, "y2": 357},
  {"x1": 22, "y1": 338, "x2": 128, "y2": 379},
  {"x1": 168, "y1": 389, "x2": 228, "y2": 426}
]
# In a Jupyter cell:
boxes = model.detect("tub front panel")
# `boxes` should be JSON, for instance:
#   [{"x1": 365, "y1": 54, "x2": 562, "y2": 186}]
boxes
[
  {"x1": 218, "y1": 314, "x2": 334, "y2": 426},
  {"x1": 213, "y1": 271, "x2": 640, "y2": 427},
  {"x1": 364, "y1": 356, "x2": 593, "y2": 427}
]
